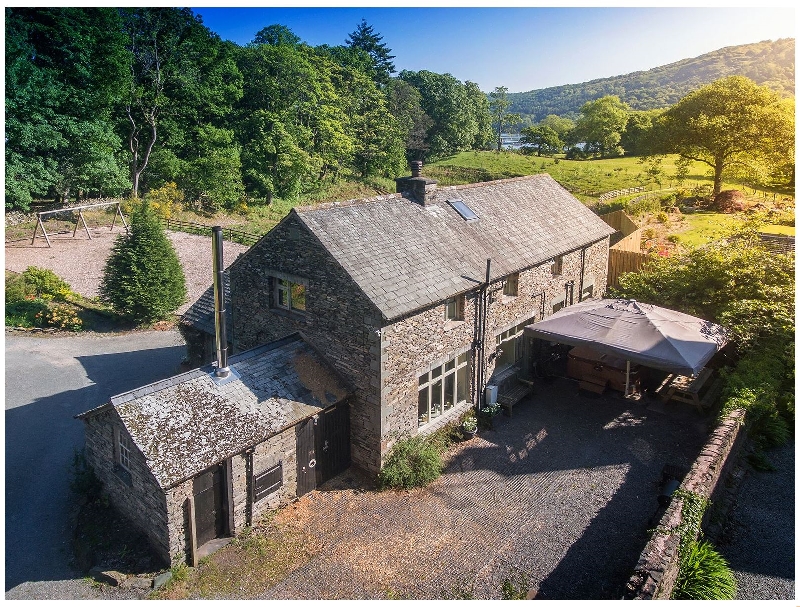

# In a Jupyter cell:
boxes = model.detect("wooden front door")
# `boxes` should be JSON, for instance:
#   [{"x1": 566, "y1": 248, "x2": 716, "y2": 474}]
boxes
[
  {"x1": 193, "y1": 463, "x2": 227, "y2": 546},
  {"x1": 296, "y1": 418, "x2": 316, "y2": 497},
  {"x1": 296, "y1": 403, "x2": 351, "y2": 497}
]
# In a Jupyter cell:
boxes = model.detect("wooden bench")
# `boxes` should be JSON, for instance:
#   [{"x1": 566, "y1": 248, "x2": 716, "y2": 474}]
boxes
[
  {"x1": 497, "y1": 382, "x2": 533, "y2": 417},
  {"x1": 659, "y1": 367, "x2": 714, "y2": 412}
]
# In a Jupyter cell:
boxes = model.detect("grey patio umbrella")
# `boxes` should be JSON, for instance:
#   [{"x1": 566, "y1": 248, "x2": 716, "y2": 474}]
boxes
[{"x1": 525, "y1": 299, "x2": 728, "y2": 393}]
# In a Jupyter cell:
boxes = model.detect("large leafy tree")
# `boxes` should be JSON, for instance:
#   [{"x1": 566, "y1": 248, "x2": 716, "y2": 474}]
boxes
[
  {"x1": 399, "y1": 70, "x2": 492, "y2": 160},
  {"x1": 252, "y1": 24, "x2": 301, "y2": 47},
  {"x1": 538, "y1": 114, "x2": 574, "y2": 141},
  {"x1": 520, "y1": 125, "x2": 563, "y2": 156},
  {"x1": 653, "y1": 76, "x2": 794, "y2": 196},
  {"x1": 100, "y1": 201, "x2": 186, "y2": 323},
  {"x1": 385, "y1": 79, "x2": 433, "y2": 161},
  {"x1": 489, "y1": 86, "x2": 522, "y2": 151},
  {"x1": 119, "y1": 8, "x2": 244, "y2": 201},
  {"x1": 345, "y1": 19, "x2": 395, "y2": 87},
  {"x1": 5, "y1": 8, "x2": 130, "y2": 209},
  {"x1": 570, "y1": 95, "x2": 630, "y2": 158}
]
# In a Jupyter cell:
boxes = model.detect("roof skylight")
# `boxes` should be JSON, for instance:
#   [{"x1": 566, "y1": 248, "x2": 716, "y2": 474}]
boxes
[{"x1": 447, "y1": 199, "x2": 478, "y2": 221}]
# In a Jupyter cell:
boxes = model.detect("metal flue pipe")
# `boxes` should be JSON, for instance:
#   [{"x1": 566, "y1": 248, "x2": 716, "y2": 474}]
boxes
[{"x1": 212, "y1": 226, "x2": 229, "y2": 378}]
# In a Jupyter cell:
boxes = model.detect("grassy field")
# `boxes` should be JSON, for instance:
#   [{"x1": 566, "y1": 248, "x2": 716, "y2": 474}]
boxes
[{"x1": 9, "y1": 152, "x2": 792, "y2": 247}]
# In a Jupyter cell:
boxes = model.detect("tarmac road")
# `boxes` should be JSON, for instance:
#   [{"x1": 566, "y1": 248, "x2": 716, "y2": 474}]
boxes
[{"x1": 4, "y1": 329, "x2": 186, "y2": 597}]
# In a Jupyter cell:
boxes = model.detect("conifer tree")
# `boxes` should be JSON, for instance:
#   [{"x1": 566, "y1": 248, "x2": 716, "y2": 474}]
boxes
[
  {"x1": 100, "y1": 201, "x2": 186, "y2": 323},
  {"x1": 345, "y1": 19, "x2": 395, "y2": 86}
]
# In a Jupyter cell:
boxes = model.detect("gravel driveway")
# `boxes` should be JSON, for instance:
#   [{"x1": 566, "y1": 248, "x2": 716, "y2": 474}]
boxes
[
  {"x1": 253, "y1": 381, "x2": 710, "y2": 600},
  {"x1": 5, "y1": 227, "x2": 248, "y2": 314}
]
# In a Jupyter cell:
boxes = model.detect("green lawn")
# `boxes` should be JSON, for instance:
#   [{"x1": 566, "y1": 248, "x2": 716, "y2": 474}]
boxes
[{"x1": 668, "y1": 211, "x2": 794, "y2": 248}]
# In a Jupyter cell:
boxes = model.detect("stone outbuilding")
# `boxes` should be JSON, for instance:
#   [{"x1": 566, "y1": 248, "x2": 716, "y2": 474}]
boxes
[
  {"x1": 184, "y1": 168, "x2": 615, "y2": 474},
  {"x1": 77, "y1": 333, "x2": 352, "y2": 566}
]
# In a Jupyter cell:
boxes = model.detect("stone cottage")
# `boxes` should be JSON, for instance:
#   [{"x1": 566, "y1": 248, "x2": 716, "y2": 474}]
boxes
[
  {"x1": 77, "y1": 333, "x2": 352, "y2": 566},
  {"x1": 79, "y1": 165, "x2": 613, "y2": 566},
  {"x1": 184, "y1": 165, "x2": 614, "y2": 474}
]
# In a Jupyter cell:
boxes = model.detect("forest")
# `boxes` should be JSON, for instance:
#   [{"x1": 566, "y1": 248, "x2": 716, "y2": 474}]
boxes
[{"x1": 4, "y1": 8, "x2": 795, "y2": 213}]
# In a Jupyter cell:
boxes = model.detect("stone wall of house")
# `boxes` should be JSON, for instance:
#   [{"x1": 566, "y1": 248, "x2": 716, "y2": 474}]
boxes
[
  {"x1": 624, "y1": 408, "x2": 747, "y2": 599},
  {"x1": 231, "y1": 212, "x2": 383, "y2": 473},
  {"x1": 81, "y1": 409, "x2": 171, "y2": 566},
  {"x1": 380, "y1": 237, "x2": 610, "y2": 458}
]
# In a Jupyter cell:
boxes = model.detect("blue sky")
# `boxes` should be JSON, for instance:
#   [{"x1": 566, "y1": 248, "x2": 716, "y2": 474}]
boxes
[{"x1": 191, "y1": 6, "x2": 795, "y2": 93}]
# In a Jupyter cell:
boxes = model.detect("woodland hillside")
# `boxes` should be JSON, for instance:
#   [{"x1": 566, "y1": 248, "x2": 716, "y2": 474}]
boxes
[{"x1": 508, "y1": 38, "x2": 795, "y2": 123}]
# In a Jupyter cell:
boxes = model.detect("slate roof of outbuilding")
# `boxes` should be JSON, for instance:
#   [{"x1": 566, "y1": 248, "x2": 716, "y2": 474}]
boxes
[
  {"x1": 294, "y1": 174, "x2": 614, "y2": 320},
  {"x1": 78, "y1": 334, "x2": 351, "y2": 489}
]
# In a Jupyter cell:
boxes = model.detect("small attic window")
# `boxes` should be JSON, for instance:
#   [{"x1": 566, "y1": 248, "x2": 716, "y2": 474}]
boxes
[{"x1": 448, "y1": 199, "x2": 478, "y2": 221}]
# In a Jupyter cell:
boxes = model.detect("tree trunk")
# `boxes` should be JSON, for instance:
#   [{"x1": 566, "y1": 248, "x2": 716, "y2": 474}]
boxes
[{"x1": 713, "y1": 161, "x2": 724, "y2": 197}]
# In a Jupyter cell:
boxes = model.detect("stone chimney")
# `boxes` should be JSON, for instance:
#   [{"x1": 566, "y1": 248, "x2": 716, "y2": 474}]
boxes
[{"x1": 395, "y1": 160, "x2": 437, "y2": 206}]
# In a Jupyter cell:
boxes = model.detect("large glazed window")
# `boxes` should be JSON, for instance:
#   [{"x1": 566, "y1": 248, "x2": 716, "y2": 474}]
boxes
[
  {"x1": 495, "y1": 317, "x2": 535, "y2": 371},
  {"x1": 418, "y1": 352, "x2": 470, "y2": 427}
]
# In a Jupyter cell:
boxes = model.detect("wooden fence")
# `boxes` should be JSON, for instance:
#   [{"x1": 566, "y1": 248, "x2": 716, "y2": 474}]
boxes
[
  {"x1": 162, "y1": 218, "x2": 261, "y2": 246},
  {"x1": 607, "y1": 249, "x2": 649, "y2": 289},
  {"x1": 600, "y1": 209, "x2": 639, "y2": 236}
]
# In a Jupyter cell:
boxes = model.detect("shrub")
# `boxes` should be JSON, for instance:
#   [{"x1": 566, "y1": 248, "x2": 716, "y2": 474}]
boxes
[
  {"x1": 667, "y1": 234, "x2": 681, "y2": 244},
  {"x1": 144, "y1": 182, "x2": 185, "y2": 219},
  {"x1": 378, "y1": 436, "x2": 443, "y2": 490},
  {"x1": 44, "y1": 302, "x2": 83, "y2": 331},
  {"x1": 5, "y1": 272, "x2": 28, "y2": 303},
  {"x1": 655, "y1": 211, "x2": 669, "y2": 224},
  {"x1": 672, "y1": 540, "x2": 737, "y2": 600},
  {"x1": 21, "y1": 266, "x2": 72, "y2": 300},
  {"x1": 5, "y1": 299, "x2": 48, "y2": 328},
  {"x1": 500, "y1": 573, "x2": 530, "y2": 599},
  {"x1": 100, "y1": 201, "x2": 187, "y2": 323}
]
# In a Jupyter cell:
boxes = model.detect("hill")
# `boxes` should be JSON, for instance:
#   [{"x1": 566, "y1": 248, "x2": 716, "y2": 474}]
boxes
[{"x1": 508, "y1": 38, "x2": 794, "y2": 122}]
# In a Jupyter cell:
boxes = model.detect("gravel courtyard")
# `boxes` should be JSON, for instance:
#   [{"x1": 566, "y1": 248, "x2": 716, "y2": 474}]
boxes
[
  {"x1": 253, "y1": 381, "x2": 709, "y2": 600},
  {"x1": 5, "y1": 226, "x2": 249, "y2": 314}
]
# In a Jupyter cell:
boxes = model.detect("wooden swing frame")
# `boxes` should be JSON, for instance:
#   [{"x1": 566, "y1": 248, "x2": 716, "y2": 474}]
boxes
[{"x1": 31, "y1": 201, "x2": 128, "y2": 248}]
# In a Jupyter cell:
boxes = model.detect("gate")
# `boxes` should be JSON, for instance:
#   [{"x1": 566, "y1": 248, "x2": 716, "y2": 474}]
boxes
[{"x1": 296, "y1": 403, "x2": 351, "y2": 497}]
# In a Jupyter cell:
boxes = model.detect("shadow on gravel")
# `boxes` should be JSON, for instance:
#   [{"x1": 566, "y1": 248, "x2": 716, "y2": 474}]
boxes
[
  {"x1": 436, "y1": 382, "x2": 710, "y2": 599},
  {"x1": 5, "y1": 344, "x2": 185, "y2": 591}
]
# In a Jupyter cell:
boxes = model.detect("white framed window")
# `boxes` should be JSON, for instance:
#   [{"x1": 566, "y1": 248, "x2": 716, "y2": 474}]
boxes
[
  {"x1": 274, "y1": 277, "x2": 306, "y2": 312},
  {"x1": 552, "y1": 255, "x2": 563, "y2": 276},
  {"x1": 503, "y1": 273, "x2": 519, "y2": 297},
  {"x1": 552, "y1": 294, "x2": 566, "y2": 313},
  {"x1": 444, "y1": 295, "x2": 464, "y2": 321},
  {"x1": 114, "y1": 426, "x2": 132, "y2": 473},
  {"x1": 418, "y1": 352, "x2": 470, "y2": 427},
  {"x1": 119, "y1": 433, "x2": 132, "y2": 471}
]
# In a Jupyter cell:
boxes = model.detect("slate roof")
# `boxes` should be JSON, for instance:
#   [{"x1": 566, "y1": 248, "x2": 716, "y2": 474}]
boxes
[
  {"x1": 78, "y1": 334, "x2": 351, "y2": 489},
  {"x1": 295, "y1": 174, "x2": 614, "y2": 320},
  {"x1": 180, "y1": 271, "x2": 232, "y2": 337}
]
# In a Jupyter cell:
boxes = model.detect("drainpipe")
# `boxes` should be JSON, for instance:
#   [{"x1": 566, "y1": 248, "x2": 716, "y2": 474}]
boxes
[
  {"x1": 578, "y1": 247, "x2": 586, "y2": 302},
  {"x1": 472, "y1": 259, "x2": 491, "y2": 412}
]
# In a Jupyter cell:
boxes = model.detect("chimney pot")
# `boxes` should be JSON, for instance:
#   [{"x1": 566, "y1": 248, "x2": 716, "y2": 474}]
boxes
[{"x1": 410, "y1": 160, "x2": 422, "y2": 178}]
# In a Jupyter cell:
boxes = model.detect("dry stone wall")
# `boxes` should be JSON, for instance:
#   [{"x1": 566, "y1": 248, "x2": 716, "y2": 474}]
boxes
[{"x1": 624, "y1": 408, "x2": 747, "y2": 599}]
